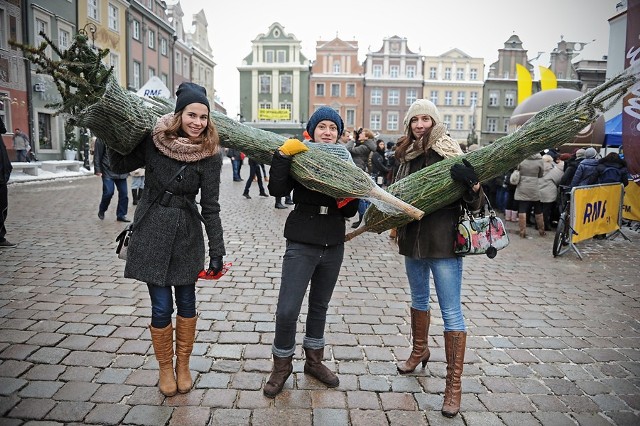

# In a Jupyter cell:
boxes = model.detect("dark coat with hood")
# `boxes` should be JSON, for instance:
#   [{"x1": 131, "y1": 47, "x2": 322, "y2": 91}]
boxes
[
  {"x1": 0, "y1": 117, "x2": 11, "y2": 185},
  {"x1": 268, "y1": 150, "x2": 358, "y2": 246},
  {"x1": 346, "y1": 137, "x2": 377, "y2": 171},
  {"x1": 109, "y1": 133, "x2": 225, "y2": 286}
]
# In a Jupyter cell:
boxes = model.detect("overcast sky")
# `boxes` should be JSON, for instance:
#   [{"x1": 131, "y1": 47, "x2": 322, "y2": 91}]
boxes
[{"x1": 178, "y1": 0, "x2": 620, "y2": 117}]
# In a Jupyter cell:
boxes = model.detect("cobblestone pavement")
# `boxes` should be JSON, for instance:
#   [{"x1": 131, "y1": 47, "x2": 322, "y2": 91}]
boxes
[{"x1": 1, "y1": 164, "x2": 639, "y2": 425}]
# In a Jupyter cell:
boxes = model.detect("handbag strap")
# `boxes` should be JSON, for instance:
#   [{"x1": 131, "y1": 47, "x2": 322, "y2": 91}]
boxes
[{"x1": 131, "y1": 164, "x2": 188, "y2": 230}]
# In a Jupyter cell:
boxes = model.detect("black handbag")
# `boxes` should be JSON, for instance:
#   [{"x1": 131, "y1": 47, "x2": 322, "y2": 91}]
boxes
[{"x1": 115, "y1": 164, "x2": 187, "y2": 260}]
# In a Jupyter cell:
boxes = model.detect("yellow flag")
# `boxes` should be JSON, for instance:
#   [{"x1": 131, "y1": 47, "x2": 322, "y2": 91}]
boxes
[
  {"x1": 539, "y1": 66, "x2": 558, "y2": 91},
  {"x1": 516, "y1": 64, "x2": 532, "y2": 105}
]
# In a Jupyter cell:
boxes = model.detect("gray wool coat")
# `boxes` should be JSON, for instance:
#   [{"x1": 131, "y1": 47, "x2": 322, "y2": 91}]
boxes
[
  {"x1": 514, "y1": 153, "x2": 544, "y2": 202},
  {"x1": 109, "y1": 134, "x2": 225, "y2": 286}
]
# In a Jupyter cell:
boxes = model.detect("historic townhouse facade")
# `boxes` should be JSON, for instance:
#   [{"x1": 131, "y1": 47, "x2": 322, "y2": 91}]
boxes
[
  {"x1": 309, "y1": 37, "x2": 363, "y2": 133},
  {"x1": 363, "y1": 36, "x2": 423, "y2": 142},
  {"x1": 238, "y1": 22, "x2": 310, "y2": 138},
  {"x1": 166, "y1": 0, "x2": 191, "y2": 94},
  {"x1": 423, "y1": 49, "x2": 484, "y2": 147},
  {"x1": 187, "y1": 10, "x2": 214, "y2": 104}
]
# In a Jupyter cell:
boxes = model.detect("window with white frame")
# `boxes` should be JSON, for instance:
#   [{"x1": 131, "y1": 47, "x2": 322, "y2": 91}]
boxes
[
  {"x1": 443, "y1": 115, "x2": 451, "y2": 129},
  {"x1": 88, "y1": 0, "x2": 99, "y2": 21},
  {"x1": 175, "y1": 51, "x2": 181, "y2": 75},
  {"x1": 148, "y1": 30, "x2": 155, "y2": 49},
  {"x1": 430, "y1": 90, "x2": 438, "y2": 104},
  {"x1": 108, "y1": 4, "x2": 118, "y2": 31},
  {"x1": 265, "y1": 50, "x2": 274, "y2": 63},
  {"x1": 58, "y1": 29, "x2": 70, "y2": 50},
  {"x1": 149, "y1": 67, "x2": 155, "y2": 80},
  {"x1": 457, "y1": 91, "x2": 465, "y2": 106},
  {"x1": 0, "y1": 94, "x2": 9, "y2": 130},
  {"x1": 109, "y1": 52, "x2": 118, "y2": 82},
  {"x1": 259, "y1": 102, "x2": 271, "y2": 113},
  {"x1": 456, "y1": 68, "x2": 464, "y2": 80},
  {"x1": 346, "y1": 109, "x2": 355, "y2": 127},
  {"x1": 487, "y1": 118, "x2": 497, "y2": 132},
  {"x1": 406, "y1": 65, "x2": 416, "y2": 78},
  {"x1": 505, "y1": 91, "x2": 515, "y2": 107},
  {"x1": 503, "y1": 118, "x2": 510, "y2": 133},
  {"x1": 470, "y1": 91, "x2": 478, "y2": 106},
  {"x1": 388, "y1": 89, "x2": 399, "y2": 105},
  {"x1": 161, "y1": 73, "x2": 167, "y2": 86},
  {"x1": 133, "y1": 61, "x2": 141, "y2": 89},
  {"x1": 133, "y1": 20, "x2": 140, "y2": 40},
  {"x1": 489, "y1": 91, "x2": 499, "y2": 106},
  {"x1": 444, "y1": 67, "x2": 451, "y2": 80},
  {"x1": 277, "y1": 50, "x2": 285, "y2": 63},
  {"x1": 183, "y1": 57, "x2": 189, "y2": 77},
  {"x1": 259, "y1": 75, "x2": 271, "y2": 94},
  {"x1": 470, "y1": 68, "x2": 478, "y2": 80},
  {"x1": 429, "y1": 67, "x2": 436, "y2": 79},
  {"x1": 373, "y1": 65, "x2": 382, "y2": 77},
  {"x1": 387, "y1": 112, "x2": 399, "y2": 131},
  {"x1": 279, "y1": 102, "x2": 292, "y2": 118},
  {"x1": 406, "y1": 89, "x2": 417, "y2": 105},
  {"x1": 38, "y1": 112, "x2": 53, "y2": 149},
  {"x1": 35, "y1": 18, "x2": 47, "y2": 46},
  {"x1": 280, "y1": 75, "x2": 291, "y2": 94},
  {"x1": 456, "y1": 115, "x2": 464, "y2": 130},
  {"x1": 444, "y1": 91, "x2": 452, "y2": 106},
  {"x1": 346, "y1": 83, "x2": 355, "y2": 97},
  {"x1": 315, "y1": 83, "x2": 325, "y2": 96},
  {"x1": 160, "y1": 38, "x2": 167, "y2": 56},
  {"x1": 0, "y1": 10, "x2": 6, "y2": 50},
  {"x1": 370, "y1": 89, "x2": 382, "y2": 105},
  {"x1": 370, "y1": 113, "x2": 381, "y2": 130},
  {"x1": 331, "y1": 83, "x2": 340, "y2": 97},
  {"x1": 390, "y1": 65, "x2": 399, "y2": 78},
  {"x1": 333, "y1": 61, "x2": 340, "y2": 73}
]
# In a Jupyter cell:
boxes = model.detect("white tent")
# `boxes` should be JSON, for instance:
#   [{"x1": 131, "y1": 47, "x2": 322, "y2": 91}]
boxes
[{"x1": 136, "y1": 76, "x2": 170, "y2": 99}]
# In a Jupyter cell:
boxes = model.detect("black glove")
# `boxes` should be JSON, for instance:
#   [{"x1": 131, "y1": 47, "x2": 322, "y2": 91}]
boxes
[
  {"x1": 353, "y1": 127, "x2": 363, "y2": 142},
  {"x1": 450, "y1": 159, "x2": 479, "y2": 189},
  {"x1": 207, "y1": 256, "x2": 223, "y2": 275}
]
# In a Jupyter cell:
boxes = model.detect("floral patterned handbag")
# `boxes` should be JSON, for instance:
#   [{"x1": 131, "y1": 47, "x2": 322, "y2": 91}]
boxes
[{"x1": 454, "y1": 195, "x2": 509, "y2": 258}]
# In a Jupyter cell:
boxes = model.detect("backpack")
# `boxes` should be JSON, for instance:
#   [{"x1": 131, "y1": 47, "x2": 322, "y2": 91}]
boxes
[{"x1": 597, "y1": 165, "x2": 622, "y2": 184}]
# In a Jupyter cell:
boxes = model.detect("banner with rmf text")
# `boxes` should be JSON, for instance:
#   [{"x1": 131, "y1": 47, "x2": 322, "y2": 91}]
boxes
[
  {"x1": 623, "y1": 182, "x2": 640, "y2": 221},
  {"x1": 571, "y1": 184, "x2": 624, "y2": 243}
]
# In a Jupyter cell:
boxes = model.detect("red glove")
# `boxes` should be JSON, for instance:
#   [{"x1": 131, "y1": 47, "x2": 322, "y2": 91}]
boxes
[{"x1": 336, "y1": 197, "x2": 356, "y2": 208}]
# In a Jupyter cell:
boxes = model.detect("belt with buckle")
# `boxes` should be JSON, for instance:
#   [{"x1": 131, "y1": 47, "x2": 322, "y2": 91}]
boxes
[{"x1": 294, "y1": 203, "x2": 339, "y2": 215}]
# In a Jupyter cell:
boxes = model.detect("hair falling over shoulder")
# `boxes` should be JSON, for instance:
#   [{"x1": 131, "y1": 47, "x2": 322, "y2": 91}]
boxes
[{"x1": 163, "y1": 112, "x2": 220, "y2": 153}]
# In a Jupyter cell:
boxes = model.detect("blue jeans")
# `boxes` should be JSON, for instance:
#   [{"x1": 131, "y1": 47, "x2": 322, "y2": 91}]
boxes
[
  {"x1": 16, "y1": 150, "x2": 27, "y2": 162},
  {"x1": 231, "y1": 159, "x2": 242, "y2": 180},
  {"x1": 273, "y1": 241, "x2": 344, "y2": 357},
  {"x1": 404, "y1": 256, "x2": 465, "y2": 331},
  {"x1": 147, "y1": 284, "x2": 196, "y2": 328},
  {"x1": 99, "y1": 176, "x2": 128, "y2": 219}
]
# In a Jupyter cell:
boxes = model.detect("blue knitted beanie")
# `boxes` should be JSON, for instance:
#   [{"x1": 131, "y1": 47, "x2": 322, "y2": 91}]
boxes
[{"x1": 306, "y1": 106, "x2": 344, "y2": 139}]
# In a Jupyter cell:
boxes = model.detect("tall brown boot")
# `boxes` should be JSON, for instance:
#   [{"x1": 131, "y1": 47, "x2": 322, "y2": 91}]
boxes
[
  {"x1": 304, "y1": 347, "x2": 339, "y2": 387},
  {"x1": 397, "y1": 308, "x2": 430, "y2": 374},
  {"x1": 518, "y1": 213, "x2": 527, "y2": 238},
  {"x1": 441, "y1": 331, "x2": 467, "y2": 418},
  {"x1": 175, "y1": 315, "x2": 197, "y2": 393},
  {"x1": 535, "y1": 213, "x2": 546, "y2": 236},
  {"x1": 149, "y1": 323, "x2": 177, "y2": 396},
  {"x1": 263, "y1": 355, "x2": 293, "y2": 398}
]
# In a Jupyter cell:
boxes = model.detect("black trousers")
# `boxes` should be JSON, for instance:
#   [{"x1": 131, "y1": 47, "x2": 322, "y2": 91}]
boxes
[{"x1": 0, "y1": 184, "x2": 7, "y2": 242}]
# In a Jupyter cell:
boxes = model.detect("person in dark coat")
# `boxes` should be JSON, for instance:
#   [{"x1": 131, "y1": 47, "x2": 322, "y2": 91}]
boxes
[
  {"x1": 0, "y1": 116, "x2": 15, "y2": 248},
  {"x1": 263, "y1": 106, "x2": 359, "y2": 398},
  {"x1": 370, "y1": 139, "x2": 390, "y2": 185},
  {"x1": 571, "y1": 147, "x2": 599, "y2": 187},
  {"x1": 109, "y1": 82, "x2": 226, "y2": 397},
  {"x1": 94, "y1": 138, "x2": 130, "y2": 222},
  {"x1": 394, "y1": 99, "x2": 483, "y2": 418},
  {"x1": 596, "y1": 152, "x2": 628, "y2": 186}
]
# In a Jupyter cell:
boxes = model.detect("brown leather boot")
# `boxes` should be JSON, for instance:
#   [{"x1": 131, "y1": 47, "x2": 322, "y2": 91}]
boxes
[
  {"x1": 304, "y1": 347, "x2": 339, "y2": 387},
  {"x1": 535, "y1": 213, "x2": 546, "y2": 236},
  {"x1": 263, "y1": 355, "x2": 293, "y2": 398},
  {"x1": 175, "y1": 315, "x2": 197, "y2": 393},
  {"x1": 397, "y1": 308, "x2": 430, "y2": 374},
  {"x1": 518, "y1": 213, "x2": 527, "y2": 238},
  {"x1": 441, "y1": 331, "x2": 467, "y2": 418},
  {"x1": 149, "y1": 323, "x2": 177, "y2": 396}
]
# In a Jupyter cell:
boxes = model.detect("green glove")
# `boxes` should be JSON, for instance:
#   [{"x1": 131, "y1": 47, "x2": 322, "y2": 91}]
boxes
[{"x1": 279, "y1": 138, "x2": 309, "y2": 156}]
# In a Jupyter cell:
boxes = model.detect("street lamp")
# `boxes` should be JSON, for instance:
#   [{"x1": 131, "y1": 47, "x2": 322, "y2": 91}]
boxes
[
  {"x1": 78, "y1": 23, "x2": 96, "y2": 169},
  {"x1": 79, "y1": 22, "x2": 97, "y2": 48}
]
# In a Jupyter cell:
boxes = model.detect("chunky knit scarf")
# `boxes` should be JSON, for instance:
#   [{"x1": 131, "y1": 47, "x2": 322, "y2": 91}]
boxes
[
  {"x1": 152, "y1": 113, "x2": 217, "y2": 162},
  {"x1": 396, "y1": 123, "x2": 463, "y2": 181}
]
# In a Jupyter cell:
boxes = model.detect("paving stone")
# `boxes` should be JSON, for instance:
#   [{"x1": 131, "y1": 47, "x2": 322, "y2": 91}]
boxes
[
  {"x1": 0, "y1": 360, "x2": 31, "y2": 378},
  {"x1": 385, "y1": 410, "x2": 427, "y2": 425},
  {"x1": 26, "y1": 347, "x2": 70, "y2": 364},
  {"x1": 18, "y1": 381, "x2": 65, "y2": 398},
  {"x1": 312, "y1": 408, "x2": 348, "y2": 426},
  {"x1": 379, "y1": 392, "x2": 417, "y2": 411},
  {"x1": 196, "y1": 372, "x2": 231, "y2": 389},
  {"x1": 200, "y1": 389, "x2": 237, "y2": 408},
  {"x1": 532, "y1": 412, "x2": 576, "y2": 426},
  {"x1": 45, "y1": 401, "x2": 94, "y2": 422},
  {"x1": 209, "y1": 408, "x2": 251, "y2": 425},
  {"x1": 122, "y1": 404, "x2": 173, "y2": 426},
  {"x1": 53, "y1": 381, "x2": 100, "y2": 402},
  {"x1": 58, "y1": 366, "x2": 99, "y2": 382},
  {"x1": 346, "y1": 391, "x2": 380, "y2": 409},
  {"x1": 349, "y1": 409, "x2": 388, "y2": 426},
  {"x1": 0, "y1": 378, "x2": 27, "y2": 395},
  {"x1": 478, "y1": 393, "x2": 535, "y2": 412},
  {"x1": 126, "y1": 386, "x2": 165, "y2": 406},
  {"x1": 8, "y1": 397, "x2": 56, "y2": 419},
  {"x1": 0, "y1": 394, "x2": 21, "y2": 417},
  {"x1": 274, "y1": 389, "x2": 312, "y2": 409},
  {"x1": 90, "y1": 383, "x2": 135, "y2": 403},
  {"x1": 252, "y1": 408, "x2": 312, "y2": 425},
  {"x1": 167, "y1": 406, "x2": 211, "y2": 425},
  {"x1": 84, "y1": 403, "x2": 130, "y2": 425}
]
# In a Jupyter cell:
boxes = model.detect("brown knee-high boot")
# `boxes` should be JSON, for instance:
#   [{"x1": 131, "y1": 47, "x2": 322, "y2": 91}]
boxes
[
  {"x1": 149, "y1": 323, "x2": 177, "y2": 396},
  {"x1": 397, "y1": 308, "x2": 430, "y2": 374},
  {"x1": 518, "y1": 213, "x2": 527, "y2": 238},
  {"x1": 263, "y1": 355, "x2": 293, "y2": 398},
  {"x1": 175, "y1": 315, "x2": 197, "y2": 393},
  {"x1": 535, "y1": 213, "x2": 546, "y2": 236},
  {"x1": 441, "y1": 331, "x2": 467, "y2": 418}
]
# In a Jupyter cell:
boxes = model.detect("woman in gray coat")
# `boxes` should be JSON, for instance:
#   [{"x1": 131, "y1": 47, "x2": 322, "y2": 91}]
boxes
[
  {"x1": 514, "y1": 153, "x2": 545, "y2": 238},
  {"x1": 110, "y1": 83, "x2": 226, "y2": 397}
]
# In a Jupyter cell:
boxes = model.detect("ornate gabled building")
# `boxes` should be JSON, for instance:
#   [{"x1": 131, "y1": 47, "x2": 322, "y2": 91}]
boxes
[
  {"x1": 187, "y1": 9, "x2": 215, "y2": 103},
  {"x1": 363, "y1": 35, "x2": 423, "y2": 142},
  {"x1": 309, "y1": 37, "x2": 363, "y2": 133},
  {"x1": 423, "y1": 48, "x2": 484, "y2": 147},
  {"x1": 238, "y1": 22, "x2": 310, "y2": 138},
  {"x1": 166, "y1": 0, "x2": 192, "y2": 94}
]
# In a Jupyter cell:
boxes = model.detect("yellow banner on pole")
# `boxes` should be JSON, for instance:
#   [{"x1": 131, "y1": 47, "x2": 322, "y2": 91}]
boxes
[
  {"x1": 516, "y1": 64, "x2": 532, "y2": 105},
  {"x1": 571, "y1": 184, "x2": 623, "y2": 243},
  {"x1": 258, "y1": 109, "x2": 291, "y2": 120},
  {"x1": 539, "y1": 66, "x2": 558, "y2": 91},
  {"x1": 623, "y1": 182, "x2": 640, "y2": 221}
]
